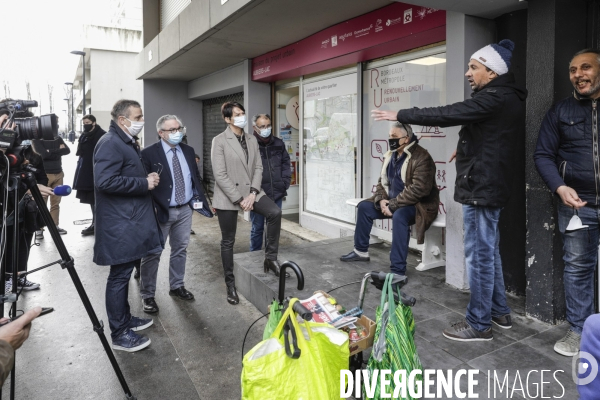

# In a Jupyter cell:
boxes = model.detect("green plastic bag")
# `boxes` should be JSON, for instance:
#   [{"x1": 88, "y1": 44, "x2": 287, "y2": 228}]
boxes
[
  {"x1": 263, "y1": 299, "x2": 283, "y2": 340},
  {"x1": 242, "y1": 298, "x2": 350, "y2": 400},
  {"x1": 365, "y1": 274, "x2": 423, "y2": 399}
]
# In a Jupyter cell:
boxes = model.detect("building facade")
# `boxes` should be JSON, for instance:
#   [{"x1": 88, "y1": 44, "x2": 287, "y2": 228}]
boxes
[
  {"x1": 137, "y1": 0, "x2": 600, "y2": 326},
  {"x1": 70, "y1": 1, "x2": 144, "y2": 136}
]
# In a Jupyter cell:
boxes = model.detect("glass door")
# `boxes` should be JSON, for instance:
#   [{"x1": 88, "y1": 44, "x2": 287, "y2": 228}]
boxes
[{"x1": 302, "y1": 72, "x2": 357, "y2": 224}]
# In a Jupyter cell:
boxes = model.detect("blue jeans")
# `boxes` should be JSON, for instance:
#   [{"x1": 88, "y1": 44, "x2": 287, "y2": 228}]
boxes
[
  {"x1": 354, "y1": 201, "x2": 416, "y2": 275},
  {"x1": 106, "y1": 261, "x2": 136, "y2": 339},
  {"x1": 558, "y1": 203, "x2": 598, "y2": 334},
  {"x1": 250, "y1": 198, "x2": 283, "y2": 252},
  {"x1": 463, "y1": 205, "x2": 511, "y2": 332}
]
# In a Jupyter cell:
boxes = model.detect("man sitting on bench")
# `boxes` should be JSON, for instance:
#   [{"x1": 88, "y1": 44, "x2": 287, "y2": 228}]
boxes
[{"x1": 340, "y1": 122, "x2": 439, "y2": 276}]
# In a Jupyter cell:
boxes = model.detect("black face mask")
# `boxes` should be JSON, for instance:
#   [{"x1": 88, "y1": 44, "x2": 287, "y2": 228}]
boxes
[
  {"x1": 388, "y1": 138, "x2": 401, "y2": 151},
  {"x1": 83, "y1": 124, "x2": 94, "y2": 133}
]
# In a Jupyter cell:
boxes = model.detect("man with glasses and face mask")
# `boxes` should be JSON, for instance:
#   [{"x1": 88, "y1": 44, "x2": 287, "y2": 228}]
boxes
[
  {"x1": 341, "y1": 123, "x2": 439, "y2": 278},
  {"x1": 249, "y1": 114, "x2": 291, "y2": 252},
  {"x1": 138, "y1": 115, "x2": 209, "y2": 313}
]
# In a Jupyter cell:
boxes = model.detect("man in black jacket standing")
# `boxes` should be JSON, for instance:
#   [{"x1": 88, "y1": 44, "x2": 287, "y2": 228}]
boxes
[
  {"x1": 74, "y1": 114, "x2": 106, "y2": 236},
  {"x1": 94, "y1": 99, "x2": 162, "y2": 352},
  {"x1": 139, "y1": 115, "x2": 210, "y2": 313},
  {"x1": 249, "y1": 114, "x2": 291, "y2": 251},
  {"x1": 33, "y1": 132, "x2": 70, "y2": 236},
  {"x1": 534, "y1": 49, "x2": 600, "y2": 357},
  {"x1": 373, "y1": 40, "x2": 527, "y2": 342}
]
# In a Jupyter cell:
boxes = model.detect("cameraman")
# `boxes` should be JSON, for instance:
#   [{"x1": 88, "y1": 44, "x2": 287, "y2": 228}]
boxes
[
  {"x1": 32, "y1": 124, "x2": 70, "y2": 237},
  {"x1": 0, "y1": 112, "x2": 54, "y2": 293}
]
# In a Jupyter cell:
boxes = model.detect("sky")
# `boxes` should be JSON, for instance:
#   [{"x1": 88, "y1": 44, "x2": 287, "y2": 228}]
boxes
[{"x1": 1, "y1": 0, "x2": 140, "y2": 130}]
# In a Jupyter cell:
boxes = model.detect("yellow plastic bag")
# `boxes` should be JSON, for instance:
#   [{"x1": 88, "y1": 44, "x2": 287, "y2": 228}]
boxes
[{"x1": 242, "y1": 298, "x2": 349, "y2": 400}]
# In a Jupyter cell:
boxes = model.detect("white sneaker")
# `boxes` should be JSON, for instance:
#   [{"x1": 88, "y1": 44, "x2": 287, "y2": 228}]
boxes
[
  {"x1": 35, "y1": 230, "x2": 44, "y2": 240},
  {"x1": 17, "y1": 277, "x2": 40, "y2": 291},
  {"x1": 4, "y1": 280, "x2": 11, "y2": 294},
  {"x1": 554, "y1": 330, "x2": 581, "y2": 357}
]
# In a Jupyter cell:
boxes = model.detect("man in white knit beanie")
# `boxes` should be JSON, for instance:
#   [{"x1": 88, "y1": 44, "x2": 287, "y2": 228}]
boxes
[{"x1": 372, "y1": 40, "x2": 527, "y2": 342}]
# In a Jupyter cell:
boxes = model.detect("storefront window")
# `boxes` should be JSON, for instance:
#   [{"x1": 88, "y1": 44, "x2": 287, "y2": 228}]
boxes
[
  {"x1": 363, "y1": 53, "x2": 447, "y2": 232},
  {"x1": 303, "y1": 73, "x2": 357, "y2": 223}
]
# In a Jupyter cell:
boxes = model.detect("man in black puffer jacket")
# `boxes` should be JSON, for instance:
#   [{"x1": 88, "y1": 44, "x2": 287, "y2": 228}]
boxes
[
  {"x1": 250, "y1": 114, "x2": 291, "y2": 251},
  {"x1": 534, "y1": 49, "x2": 600, "y2": 358},
  {"x1": 373, "y1": 40, "x2": 527, "y2": 342}
]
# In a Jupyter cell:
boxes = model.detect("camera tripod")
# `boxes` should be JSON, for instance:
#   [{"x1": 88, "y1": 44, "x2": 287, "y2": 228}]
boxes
[{"x1": 0, "y1": 167, "x2": 136, "y2": 399}]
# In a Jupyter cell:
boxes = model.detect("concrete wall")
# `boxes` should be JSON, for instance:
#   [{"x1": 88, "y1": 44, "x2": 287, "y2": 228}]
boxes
[
  {"x1": 83, "y1": 25, "x2": 142, "y2": 53},
  {"x1": 89, "y1": 49, "x2": 144, "y2": 132},
  {"x1": 525, "y1": 0, "x2": 588, "y2": 325},
  {"x1": 188, "y1": 62, "x2": 245, "y2": 100},
  {"x1": 143, "y1": 80, "x2": 203, "y2": 153},
  {"x1": 143, "y1": 0, "x2": 160, "y2": 47},
  {"x1": 243, "y1": 60, "x2": 271, "y2": 127},
  {"x1": 444, "y1": 12, "x2": 495, "y2": 290}
]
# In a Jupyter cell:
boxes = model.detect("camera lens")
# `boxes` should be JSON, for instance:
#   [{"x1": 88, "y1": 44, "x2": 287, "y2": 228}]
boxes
[{"x1": 14, "y1": 114, "x2": 57, "y2": 141}]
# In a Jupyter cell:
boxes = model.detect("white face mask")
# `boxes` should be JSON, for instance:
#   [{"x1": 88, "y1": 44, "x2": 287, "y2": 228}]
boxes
[
  {"x1": 232, "y1": 115, "x2": 247, "y2": 128},
  {"x1": 124, "y1": 118, "x2": 145, "y2": 136},
  {"x1": 259, "y1": 128, "x2": 272, "y2": 138}
]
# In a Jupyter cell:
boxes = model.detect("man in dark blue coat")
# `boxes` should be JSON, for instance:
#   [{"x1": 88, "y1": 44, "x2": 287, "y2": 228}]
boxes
[
  {"x1": 534, "y1": 49, "x2": 600, "y2": 357},
  {"x1": 249, "y1": 114, "x2": 291, "y2": 251},
  {"x1": 139, "y1": 115, "x2": 211, "y2": 314},
  {"x1": 94, "y1": 99, "x2": 162, "y2": 352}
]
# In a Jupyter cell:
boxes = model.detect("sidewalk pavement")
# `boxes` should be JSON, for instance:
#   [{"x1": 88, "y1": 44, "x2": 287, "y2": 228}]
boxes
[
  {"x1": 233, "y1": 236, "x2": 578, "y2": 399},
  {"x1": 1, "y1": 151, "x2": 306, "y2": 399},
  {"x1": 2, "y1": 151, "x2": 578, "y2": 399}
]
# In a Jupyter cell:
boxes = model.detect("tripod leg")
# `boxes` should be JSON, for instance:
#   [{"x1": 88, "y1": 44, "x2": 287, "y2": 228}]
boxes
[
  {"x1": 27, "y1": 181, "x2": 136, "y2": 399},
  {"x1": 9, "y1": 184, "x2": 19, "y2": 400}
]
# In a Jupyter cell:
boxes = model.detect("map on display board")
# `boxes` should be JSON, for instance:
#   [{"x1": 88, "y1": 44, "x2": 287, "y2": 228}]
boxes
[
  {"x1": 363, "y1": 54, "x2": 447, "y2": 232},
  {"x1": 304, "y1": 73, "x2": 357, "y2": 223}
]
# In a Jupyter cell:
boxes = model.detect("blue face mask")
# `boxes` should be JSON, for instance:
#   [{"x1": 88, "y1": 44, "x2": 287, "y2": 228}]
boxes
[
  {"x1": 259, "y1": 128, "x2": 272, "y2": 138},
  {"x1": 21, "y1": 140, "x2": 31, "y2": 146},
  {"x1": 166, "y1": 132, "x2": 183, "y2": 145}
]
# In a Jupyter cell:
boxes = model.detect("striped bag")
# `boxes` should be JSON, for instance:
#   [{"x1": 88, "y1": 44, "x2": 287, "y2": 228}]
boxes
[{"x1": 365, "y1": 274, "x2": 423, "y2": 399}]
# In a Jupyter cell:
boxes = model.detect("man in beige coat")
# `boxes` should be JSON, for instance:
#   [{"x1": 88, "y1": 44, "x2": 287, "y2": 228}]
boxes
[{"x1": 211, "y1": 102, "x2": 283, "y2": 305}]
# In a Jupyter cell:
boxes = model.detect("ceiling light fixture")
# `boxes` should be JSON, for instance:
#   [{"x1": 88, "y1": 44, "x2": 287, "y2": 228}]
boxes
[{"x1": 406, "y1": 56, "x2": 446, "y2": 66}]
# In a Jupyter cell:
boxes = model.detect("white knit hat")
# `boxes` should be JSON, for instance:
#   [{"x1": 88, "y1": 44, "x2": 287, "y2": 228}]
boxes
[{"x1": 470, "y1": 39, "x2": 515, "y2": 75}]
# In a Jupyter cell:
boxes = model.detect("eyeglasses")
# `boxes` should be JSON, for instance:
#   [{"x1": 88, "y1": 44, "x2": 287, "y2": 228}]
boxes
[
  {"x1": 162, "y1": 126, "x2": 186, "y2": 134},
  {"x1": 153, "y1": 163, "x2": 163, "y2": 176},
  {"x1": 256, "y1": 124, "x2": 272, "y2": 130}
]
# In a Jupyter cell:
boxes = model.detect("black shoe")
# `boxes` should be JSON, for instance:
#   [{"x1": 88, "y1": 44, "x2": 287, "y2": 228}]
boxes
[
  {"x1": 492, "y1": 314, "x2": 512, "y2": 330},
  {"x1": 227, "y1": 286, "x2": 239, "y2": 305},
  {"x1": 143, "y1": 297, "x2": 159, "y2": 314},
  {"x1": 340, "y1": 251, "x2": 370, "y2": 262},
  {"x1": 81, "y1": 225, "x2": 94, "y2": 236},
  {"x1": 134, "y1": 265, "x2": 140, "y2": 280},
  {"x1": 190, "y1": 229, "x2": 196, "y2": 235},
  {"x1": 169, "y1": 286, "x2": 194, "y2": 300},
  {"x1": 442, "y1": 320, "x2": 493, "y2": 342},
  {"x1": 263, "y1": 259, "x2": 290, "y2": 278},
  {"x1": 57, "y1": 227, "x2": 67, "y2": 235}
]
